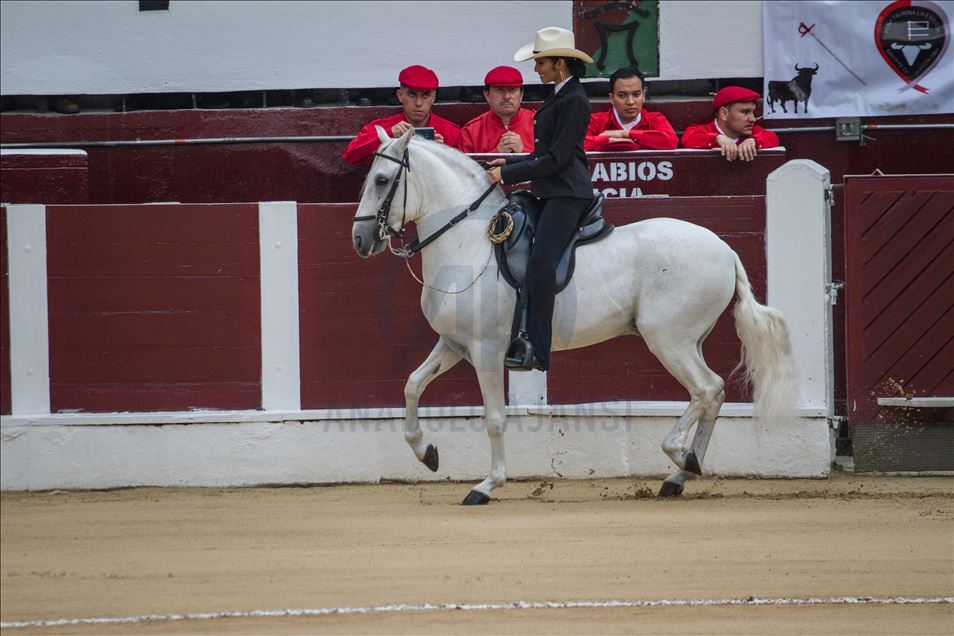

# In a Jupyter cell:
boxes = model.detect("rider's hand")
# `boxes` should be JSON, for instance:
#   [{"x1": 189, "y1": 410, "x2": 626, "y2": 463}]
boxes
[
  {"x1": 485, "y1": 158, "x2": 507, "y2": 168},
  {"x1": 737, "y1": 137, "x2": 758, "y2": 162},
  {"x1": 391, "y1": 121, "x2": 413, "y2": 137},
  {"x1": 716, "y1": 135, "x2": 739, "y2": 161},
  {"x1": 434, "y1": 133, "x2": 445, "y2": 144},
  {"x1": 487, "y1": 166, "x2": 502, "y2": 184}
]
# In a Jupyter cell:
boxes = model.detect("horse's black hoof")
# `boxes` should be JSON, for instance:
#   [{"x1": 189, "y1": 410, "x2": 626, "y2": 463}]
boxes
[
  {"x1": 461, "y1": 490, "x2": 491, "y2": 505},
  {"x1": 422, "y1": 444, "x2": 439, "y2": 472},
  {"x1": 684, "y1": 451, "x2": 702, "y2": 476},
  {"x1": 658, "y1": 481, "x2": 684, "y2": 497}
]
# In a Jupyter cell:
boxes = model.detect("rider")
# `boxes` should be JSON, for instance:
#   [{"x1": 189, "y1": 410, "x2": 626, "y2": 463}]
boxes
[
  {"x1": 680, "y1": 86, "x2": 780, "y2": 161},
  {"x1": 584, "y1": 66, "x2": 677, "y2": 151},
  {"x1": 342, "y1": 65, "x2": 461, "y2": 165},
  {"x1": 486, "y1": 27, "x2": 594, "y2": 372},
  {"x1": 459, "y1": 65, "x2": 535, "y2": 154}
]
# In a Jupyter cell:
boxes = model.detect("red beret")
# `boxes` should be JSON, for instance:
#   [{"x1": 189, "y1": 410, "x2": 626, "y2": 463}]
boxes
[
  {"x1": 484, "y1": 65, "x2": 523, "y2": 87},
  {"x1": 712, "y1": 86, "x2": 762, "y2": 111},
  {"x1": 398, "y1": 65, "x2": 439, "y2": 91}
]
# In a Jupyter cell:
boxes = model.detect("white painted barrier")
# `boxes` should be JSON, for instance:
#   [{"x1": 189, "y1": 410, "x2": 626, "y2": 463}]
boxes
[{"x1": 1, "y1": 161, "x2": 834, "y2": 489}]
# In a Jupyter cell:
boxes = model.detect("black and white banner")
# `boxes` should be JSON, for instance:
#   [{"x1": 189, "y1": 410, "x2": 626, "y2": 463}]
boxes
[{"x1": 763, "y1": 0, "x2": 954, "y2": 118}]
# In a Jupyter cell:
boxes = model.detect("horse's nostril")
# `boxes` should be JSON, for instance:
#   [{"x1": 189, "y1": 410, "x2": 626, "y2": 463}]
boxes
[{"x1": 354, "y1": 235, "x2": 363, "y2": 251}]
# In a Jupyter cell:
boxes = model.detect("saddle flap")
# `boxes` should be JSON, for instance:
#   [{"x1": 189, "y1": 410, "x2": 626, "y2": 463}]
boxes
[{"x1": 493, "y1": 191, "x2": 614, "y2": 293}]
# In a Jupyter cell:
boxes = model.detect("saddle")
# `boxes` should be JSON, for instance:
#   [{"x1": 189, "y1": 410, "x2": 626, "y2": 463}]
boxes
[
  {"x1": 491, "y1": 190, "x2": 613, "y2": 293},
  {"x1": 490, "y1": 191, "x2": 614, "y2": 371}
]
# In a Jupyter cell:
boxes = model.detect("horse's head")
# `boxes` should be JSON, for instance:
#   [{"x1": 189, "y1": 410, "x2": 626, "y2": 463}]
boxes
[{"x1": 352, "y1": 127, "x2": 415, "y2": 258}]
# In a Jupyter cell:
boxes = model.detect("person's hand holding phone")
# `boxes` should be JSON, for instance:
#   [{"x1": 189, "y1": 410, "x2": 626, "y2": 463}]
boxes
[{"x1": 391, "y1": 121, "x2": 413, "y2": 137}]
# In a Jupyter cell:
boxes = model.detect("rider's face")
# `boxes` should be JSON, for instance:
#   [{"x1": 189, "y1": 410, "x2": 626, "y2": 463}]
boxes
[
  {"x1": 396, "y1": 87, "x2": 435, "y2": 126},
  {"x1": 534, "y1": 57, "x2": 564, "y2": 85}
]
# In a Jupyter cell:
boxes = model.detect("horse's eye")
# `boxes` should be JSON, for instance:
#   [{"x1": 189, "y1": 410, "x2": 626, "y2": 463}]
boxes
[{"x1": 375, "y1": 175, "x2": 388, "y2": 186}]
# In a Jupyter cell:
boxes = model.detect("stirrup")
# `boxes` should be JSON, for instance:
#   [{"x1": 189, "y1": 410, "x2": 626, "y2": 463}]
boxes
[{"x1": 504, "y1": 334, "x2": 544, "y2": 371}]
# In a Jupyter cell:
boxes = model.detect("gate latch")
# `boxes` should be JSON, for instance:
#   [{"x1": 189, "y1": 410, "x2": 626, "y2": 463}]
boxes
[{"x1": 826, "y1": 281, "x2": 845, "y2": 305}]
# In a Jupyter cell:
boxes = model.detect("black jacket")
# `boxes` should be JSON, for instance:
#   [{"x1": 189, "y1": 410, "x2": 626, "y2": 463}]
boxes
[{"x1": 501, "y1": 76, "x2": 593, "y2": 200}]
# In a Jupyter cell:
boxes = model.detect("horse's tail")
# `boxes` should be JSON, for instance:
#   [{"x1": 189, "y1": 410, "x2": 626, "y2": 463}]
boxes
[{"x1": 731, "y1": 253, "x2": 797, "y2": 424}]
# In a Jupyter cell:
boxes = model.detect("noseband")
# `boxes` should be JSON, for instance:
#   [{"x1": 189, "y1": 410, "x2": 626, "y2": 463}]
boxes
[{"x1": 353, "y1": 148, "x2": 410, "y2": 244}]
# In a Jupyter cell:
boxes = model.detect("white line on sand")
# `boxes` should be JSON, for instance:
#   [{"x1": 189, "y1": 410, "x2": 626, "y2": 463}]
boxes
[{"x1": 3, "y1": 596, "x2": 952, "y2": 629}]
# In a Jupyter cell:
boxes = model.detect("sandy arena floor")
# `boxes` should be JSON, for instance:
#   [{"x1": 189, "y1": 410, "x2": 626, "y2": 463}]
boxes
[{"x1": 1, "y1": 474, "x2": 952, "y2": 634}]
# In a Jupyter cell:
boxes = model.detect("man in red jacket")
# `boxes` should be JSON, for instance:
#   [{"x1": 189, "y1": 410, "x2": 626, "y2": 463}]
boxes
[
  {"x1": 681, "y1": 86, "x2": 779, "y2": 161},
  {"x1": 459, "y1": 66, "x2": 535, "y2": 154},
  {"x1": 584, "y1": 67, "x2": 677, "y2": 152},
  {"x1": 342, "y1": 65, "x2": 461, "y2": 165}
]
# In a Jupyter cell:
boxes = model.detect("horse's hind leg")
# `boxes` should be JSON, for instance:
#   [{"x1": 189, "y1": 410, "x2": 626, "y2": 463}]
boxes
[
  {"x1": 404, "y1": 338, "x2": 462, "y2": 472},
  {"x1": 643, "y1": 333, "x2": 725, "y2": 497}
]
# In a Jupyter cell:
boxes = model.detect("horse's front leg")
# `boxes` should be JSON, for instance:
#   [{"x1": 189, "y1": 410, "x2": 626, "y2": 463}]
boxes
[
  {"x1": 404, "y1": 338, "x2": 462, "y2": 472},
  {"x1": 462, "y1": 355, "x2": 507, "y2": 505}
]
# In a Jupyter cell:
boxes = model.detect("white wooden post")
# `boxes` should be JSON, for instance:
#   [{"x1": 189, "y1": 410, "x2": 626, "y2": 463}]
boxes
[
  {"x1": 765, "y1": 160, "x2": 834, "y2": 416},
  {"x1": 6, "y1": 205, "x2": 51, "y2": 414},
  {"x1": 258, "y1": 202, "x2": 301, "y2": 411}
]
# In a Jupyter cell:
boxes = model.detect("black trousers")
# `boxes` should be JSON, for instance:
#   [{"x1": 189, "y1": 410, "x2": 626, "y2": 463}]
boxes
[{"x1": 524, "y1": 195, "x2": 591, "y2": 370}]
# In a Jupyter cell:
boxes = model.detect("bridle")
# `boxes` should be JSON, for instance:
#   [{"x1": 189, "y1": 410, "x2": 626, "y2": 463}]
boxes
[
  {"x1": 353, "y1": 147, "x2": 411, "y2": 250},
  {"x1": 353, "y1": 145, "x2": 497, "y2": 259}
]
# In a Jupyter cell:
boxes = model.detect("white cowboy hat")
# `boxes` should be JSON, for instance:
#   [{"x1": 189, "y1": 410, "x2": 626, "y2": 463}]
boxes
[{"x1": 513, "y1": 26, "x2": 594, "y2": 64}]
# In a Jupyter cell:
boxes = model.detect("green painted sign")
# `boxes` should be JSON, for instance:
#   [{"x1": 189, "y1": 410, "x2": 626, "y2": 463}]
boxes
[{"x1": 574, "y1": 0, "x2": 660, "y2": 78}]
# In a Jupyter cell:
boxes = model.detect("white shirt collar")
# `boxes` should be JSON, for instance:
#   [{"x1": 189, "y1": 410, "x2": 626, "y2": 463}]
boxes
[
  {"x1": 614, "y1": 108, "x2": 642, "y2": 131},
  {"x1": 553, "y1": 75, "x2": 572, "y2": 94},
  {"x1": 713, "y1": 118, "x2": 737, "y2": 141}
]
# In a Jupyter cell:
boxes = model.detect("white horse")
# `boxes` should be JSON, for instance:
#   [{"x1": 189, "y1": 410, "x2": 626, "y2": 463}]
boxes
[{"x1": 352, "y1": 128, "x2": 795, "y2": 504}]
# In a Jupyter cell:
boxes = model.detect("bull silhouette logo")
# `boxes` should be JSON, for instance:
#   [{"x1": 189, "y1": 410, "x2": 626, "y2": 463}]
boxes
[
  {"x1": 767, "y1": 63, "x2": 819, "y2": 114},
  {"x1": 875, "y1": 0, "x2": 950, "y2": 93}
]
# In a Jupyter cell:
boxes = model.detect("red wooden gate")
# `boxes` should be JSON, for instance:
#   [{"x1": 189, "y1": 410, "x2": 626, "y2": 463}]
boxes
[{"x1": 844, "y1": 174, "x2": 954, "y2": 422}]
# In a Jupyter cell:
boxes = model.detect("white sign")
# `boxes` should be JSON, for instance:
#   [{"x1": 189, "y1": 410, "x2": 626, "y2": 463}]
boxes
[{"x1": 762, "y1": 0, "x2": 954, "y2": 118}]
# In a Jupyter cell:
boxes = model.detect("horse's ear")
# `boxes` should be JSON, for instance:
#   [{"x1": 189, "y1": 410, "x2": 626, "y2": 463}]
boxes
[
  {"x1": 375, "y1": 125, "x2": 389, "y2": 144},
  {"x1": 392, "y1": 126, "x2": 414, "y2": 153}
]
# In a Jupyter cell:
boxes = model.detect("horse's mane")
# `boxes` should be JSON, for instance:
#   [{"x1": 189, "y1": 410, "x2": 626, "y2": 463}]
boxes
[
  {"x1": 409, "y1": 137, "x2": 488, "y2": 182},
  {"x1": 361, "y1": 135, "x2": 489, "y2": 195}
]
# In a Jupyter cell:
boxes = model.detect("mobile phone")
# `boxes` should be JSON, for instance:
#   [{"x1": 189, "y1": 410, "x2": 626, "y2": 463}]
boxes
[{"x1": 414, "y1": 127, "x2": 435, "y2": 140}]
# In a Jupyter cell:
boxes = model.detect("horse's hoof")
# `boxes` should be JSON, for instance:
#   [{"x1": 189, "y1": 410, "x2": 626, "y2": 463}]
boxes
[
  {"x1": 461, "y1": 490, "x2": 491, "y2": 505},
  {"x1": 658, "y1": 481, "x2": 684, "y2": 497},
  {"x1": 684, "y1": 451, "x2": 702, "y2": 476},
  {"x1": 422, "y1": 444, "x2": 439, "y2": 472}
]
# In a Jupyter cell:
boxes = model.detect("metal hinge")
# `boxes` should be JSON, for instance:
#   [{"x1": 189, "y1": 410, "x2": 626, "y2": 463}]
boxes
[
  {"x1": 826, "y1": 281, "x2": 844, "y2": 305},
  {"x1": 828, "y1": 415, "x2": 847, "y2": 429},
  {"x1": 825, "y1": 186, "x2": 836, "y2": 207}
]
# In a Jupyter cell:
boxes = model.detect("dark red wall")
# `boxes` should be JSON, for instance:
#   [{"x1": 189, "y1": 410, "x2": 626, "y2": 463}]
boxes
[
  {"x1": 0, "y1": 153, "x2": 89, "y2": 204},
  {"x1": 45, "y1": 204, "x2": 261, "y2": 412},
  {"x1": 1, "y1": 207, "x2": 10, "y2": 414},
  {"x1": 298, "y1": 204, "x2": 485, "y2": 409},
  {"x1": 548, "y1": 197, "x2": 765, "y2": 404}
]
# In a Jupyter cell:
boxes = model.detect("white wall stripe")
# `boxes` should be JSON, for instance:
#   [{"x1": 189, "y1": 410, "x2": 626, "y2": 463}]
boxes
[
  {"x1": 1, "y1": 596, "x2": 950, "y2": 629},
  {"x1": 5, "y1": 205, "x2": 51, "y2": 415},
  {"x1": 258, "y1": 202, "x2": 301, "y2": 411},
  {"x1": 508, "y1": 368, "x2": 547, "y2": 407}
]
